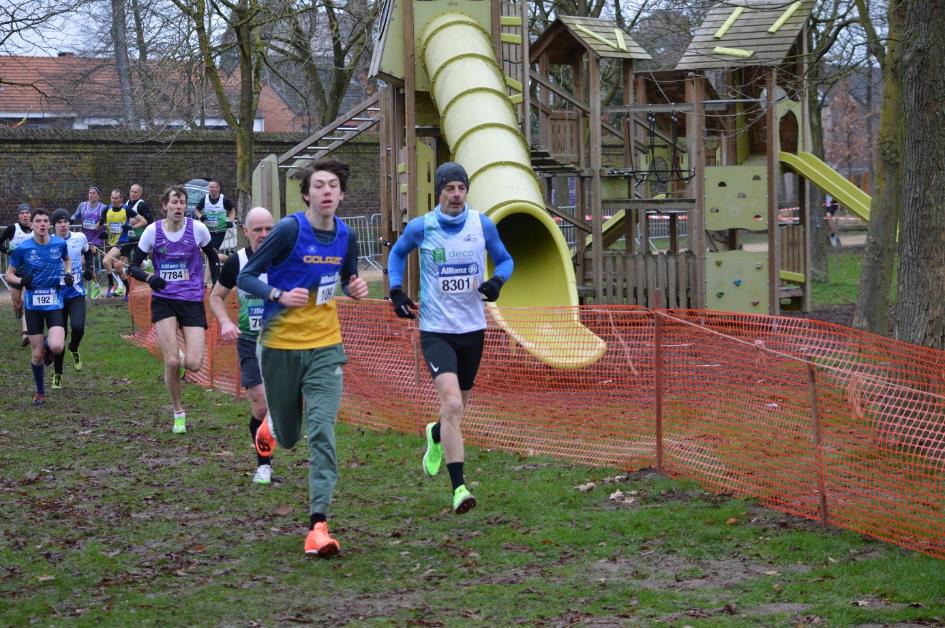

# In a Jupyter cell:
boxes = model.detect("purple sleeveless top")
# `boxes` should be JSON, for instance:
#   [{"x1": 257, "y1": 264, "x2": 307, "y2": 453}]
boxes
[
  {"x1": 79, "y1": 202, "x2": 105, "y2": 247},
  {"x1": 152, "y1": 218, "x2": 204, "y2": 302}
]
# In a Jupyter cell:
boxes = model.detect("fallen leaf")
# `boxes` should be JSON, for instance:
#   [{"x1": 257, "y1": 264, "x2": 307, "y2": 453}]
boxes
[
  {"x1": 852, "y1": 599, "x2": 870, "y2": 607},
  {"x1": 763, "y1": 570, "x2": 780, "y2": 576},
  {"x1": 37, "y1": 575, "x2": 55, "y2": 582},
  {"x1": 275, "y1": 505, "x2": 292, "y2": 516},
  {"x1": 609, "y1": 490, "x2": 624, "y2": 500},
  {"x1": 726, "y1": 517, "x2": 739, "y2": 525},
  {"x1": 575, "y1": 482, "x2": 596, "y2": 492}
]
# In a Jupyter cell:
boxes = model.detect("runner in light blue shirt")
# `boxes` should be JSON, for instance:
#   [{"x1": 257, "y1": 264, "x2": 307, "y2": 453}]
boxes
[{"x1": 387, "y1": 161, "x2": 513, "y2": 515}]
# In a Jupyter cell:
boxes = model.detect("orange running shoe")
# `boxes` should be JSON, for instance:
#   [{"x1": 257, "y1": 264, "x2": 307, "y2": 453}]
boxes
[
  {"x1": 254, "y1": 413, "x2": 276, "y2": 457},
  {"x1": 304, "y1": 522, "x2": 340, "y2": 557}
]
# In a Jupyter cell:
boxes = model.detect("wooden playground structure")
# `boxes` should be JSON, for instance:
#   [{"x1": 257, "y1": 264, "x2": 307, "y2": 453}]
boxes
[{"x1": 255, "y1": 0, "x2": 863, "y2": 319}]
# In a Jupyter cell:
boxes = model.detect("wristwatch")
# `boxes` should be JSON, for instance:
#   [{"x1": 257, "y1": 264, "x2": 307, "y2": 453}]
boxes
[{"x1": 270, "y1": 288, "x2": 283, "y2": 302}]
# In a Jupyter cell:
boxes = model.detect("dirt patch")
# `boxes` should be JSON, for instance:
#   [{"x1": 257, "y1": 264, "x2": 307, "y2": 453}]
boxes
[
  {"x1": 587, "y1": 549, "x2": 809, "y2": 592},
  {"x1": 786, "y1": 304, "x2": 856, "y2": 327}
]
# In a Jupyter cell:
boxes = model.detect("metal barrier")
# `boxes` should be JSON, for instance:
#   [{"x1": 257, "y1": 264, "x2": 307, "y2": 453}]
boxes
[
  {"x1": 344, "y1": 214, "x2": 384, "y2": 271},
  {"x1": 554, "y1": 207, "x2": 689, "y2": 250}
]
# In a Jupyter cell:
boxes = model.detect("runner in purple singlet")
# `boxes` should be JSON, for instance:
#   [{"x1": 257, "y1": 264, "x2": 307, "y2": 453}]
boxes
[{"x1": 126, "y1": 185, "x2": 220, "y2": 434}]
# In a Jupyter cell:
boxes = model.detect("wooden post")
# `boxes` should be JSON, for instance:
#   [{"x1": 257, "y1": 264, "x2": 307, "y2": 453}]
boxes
[
  {"x1": 491, "y1": 0, "x2": 502, "y2": 65},
  {"x1": 403, "y1": 0, "x2": 419, "y2": 299},
  {"x1": 379, "y1": 86, "x2": 393, "y2": 295},
  {"x1": 519, "y1": 0, "x2": 531, "y2": 148},
  {"x1": 806, "y1": 362, "x2": 829, "y2": 526},
  {"x1": 766, "y1": 68, "x2": 779, "y2": 314},
  {"x1": 653, "y1": 288, "x2": 664, "y2": 473},
  {"x1": 800, "y1": 25, "x2": 813, "y2": 311},
  {"x1": 688, "y1": 74, "x2": 707, "y2": 308},
  {"x1": 589, "y1": 57, "x2": 604, "y2": 303}
]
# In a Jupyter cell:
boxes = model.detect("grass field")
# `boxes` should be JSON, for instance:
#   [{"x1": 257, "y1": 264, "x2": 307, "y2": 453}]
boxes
[{"x1": 2, "y1": 299, "x2": 944, "y2": 626}]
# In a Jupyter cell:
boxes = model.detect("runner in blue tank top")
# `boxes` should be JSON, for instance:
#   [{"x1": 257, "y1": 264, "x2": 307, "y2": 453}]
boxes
[
  {"x1": 387, "y1": 162, "x2": 514, "y2": 514},
  {"x1": 50, "y1": 208, "x2": 95, "y2": 389},
  {"x1": 5, "y1": 208, "x2": 74, "y2": 406},
  {"x1": 237, "y1": 159, "x2": 368, "y2": 557},
  {"x1": 127, "y1": 185, "x2": 221, "y2": 434}
]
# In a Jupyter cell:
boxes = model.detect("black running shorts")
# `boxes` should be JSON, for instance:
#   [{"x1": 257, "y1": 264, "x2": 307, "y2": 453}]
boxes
[
  {"x1": 25, "y1": 308, "x2": 65, "y2": 335},
  {"x1": 237, "y1": 334, "x2": 263, "y2": 389},
  {"x1": 150, "y1": 296, "x2": 208, "y2": 328},
  {"x1": 420, "y1": 329, "x2": 486, "y2": 391}
]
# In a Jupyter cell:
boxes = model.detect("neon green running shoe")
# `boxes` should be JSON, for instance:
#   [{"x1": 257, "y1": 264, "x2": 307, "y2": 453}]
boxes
[
  {"x1": 52, "y1": 374, "x2": 62, "y2": 389},
  {"x1": 422, "y1": 422, "x2": 443, "y2": 477},
  {"x1": 172, "y1": 414, "x2": 187, "y2": 434},
  {"x1": 72, "y1": 351, "x2": 82, "y2": 371},
  {"x1": 452, "y1": 484, "x2": 476, "y2": 514},
  {"x1": 88, "y1": 280, "x2": 102, "y2": 300}
]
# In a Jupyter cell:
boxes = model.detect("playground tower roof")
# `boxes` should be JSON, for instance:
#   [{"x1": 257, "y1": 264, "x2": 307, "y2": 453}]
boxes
[
  {"x1": 676, "y1": 0, "x2": 813, "y2": 71},
  {"x1": 531, "y1": 15, "x2": 652, "y2": 63}
]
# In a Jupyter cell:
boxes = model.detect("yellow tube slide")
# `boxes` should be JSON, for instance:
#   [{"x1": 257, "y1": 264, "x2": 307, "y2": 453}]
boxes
[{"x1": 420, "y1": 13, "x2": 606, "y2": 369}]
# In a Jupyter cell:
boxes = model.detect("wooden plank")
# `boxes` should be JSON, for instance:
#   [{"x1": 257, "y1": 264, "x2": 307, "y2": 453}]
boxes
[
  {"x1": 645, "y1": 254, "x2": 658, "y2": 308},
  {"x1": 665, "y1": 253, "x2": 677, "y2": 308},
  {"x1": 676, "y1": 252, "x2": 689, "y2": 308},
  {"x1": 657, "y1": 253, "x2": 668, "y2": 306},
  {"x1": 635, "y1": 252, "x2": 646, "y2": 307}
]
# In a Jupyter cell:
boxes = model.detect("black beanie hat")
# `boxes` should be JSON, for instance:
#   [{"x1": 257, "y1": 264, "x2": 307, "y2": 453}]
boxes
[
  {"x1": 51, "y1": 208, "x2": 71, "y2": 224},
  {"x1": 434, "y1": 162, "x2": 469, "y2": 199}
]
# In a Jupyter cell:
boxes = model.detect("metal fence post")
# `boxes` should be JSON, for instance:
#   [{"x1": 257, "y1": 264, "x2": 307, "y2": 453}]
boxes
[
  {"x1": 806, "y1": 361, "x2": 828, "y2": 526},
  {"x1": 654, "y1": 289, "x2": 664, "y2": 473}
]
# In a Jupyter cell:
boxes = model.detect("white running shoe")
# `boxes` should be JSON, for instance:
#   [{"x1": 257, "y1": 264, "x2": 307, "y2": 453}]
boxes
[{"x1": 253, "y1": 464, "x2": 272, "y2": 484}]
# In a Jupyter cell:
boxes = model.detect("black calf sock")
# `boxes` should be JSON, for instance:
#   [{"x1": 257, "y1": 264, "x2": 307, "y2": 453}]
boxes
[
  {"x1": 447, "y1": 462, "x2": 465, "y2": 491},
  {"x1": 431, "y1": 422, "x2": 441, "y2": 443},
  {"x1": 309, "y1": 513, "x2": 327, "y2": 529},
  {"x1": 53, "y1": 351, "x2": 64, "y2": 375},
  {"x1": 249, "y1": 415, "x2": 271, "y2": 466}
]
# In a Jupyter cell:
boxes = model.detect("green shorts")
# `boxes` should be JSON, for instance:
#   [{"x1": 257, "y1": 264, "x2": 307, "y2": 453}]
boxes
[{"x1": 257, "y1": 342, "x2": 347, "y2": 515}]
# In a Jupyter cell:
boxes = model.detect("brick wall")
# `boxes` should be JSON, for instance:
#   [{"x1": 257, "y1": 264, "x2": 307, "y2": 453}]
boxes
[{"x1": 0, "y1": 128, "x2": 380, "y2": 223}]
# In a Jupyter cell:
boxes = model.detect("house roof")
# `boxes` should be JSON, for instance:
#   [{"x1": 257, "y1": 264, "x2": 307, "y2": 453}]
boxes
[
  {"x1": 531, "y1": 16, "x2": 652, "y2": 63},
  {"x1": 676, "y1": 0, "x2": 812, "y2": 71},
  {"x1": 0, "y1": 55, "x2": 113, "y2": 117},
  {"x1": 0, "y1": 54, "x2": 299, "y2": 131}
]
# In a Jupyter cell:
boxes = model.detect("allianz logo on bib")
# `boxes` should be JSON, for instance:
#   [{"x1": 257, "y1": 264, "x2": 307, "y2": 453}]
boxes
[{"x1": 438, "y1": 263, "x2": 478, "y2": 277}]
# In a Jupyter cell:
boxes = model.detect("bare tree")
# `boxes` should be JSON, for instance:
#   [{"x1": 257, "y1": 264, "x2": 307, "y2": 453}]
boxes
[
  {"x1": 265, "y1": 0, "x2": 380, "y2": 129},
  {"x1": 825, "y1": 80, "x2": 871, "y2": 177},
  {"x1": 169, "y1": 0, "x2": 275, "y2": 214},
  {"x1": 893, "y1": 0, "x2": 945, "y2": 348},
  {"x1": 110, "y1": 0, "x2": 135, "y2": 124},
  {"x1": 853, "y1": 0, "x2": 903, "y2": 335}
]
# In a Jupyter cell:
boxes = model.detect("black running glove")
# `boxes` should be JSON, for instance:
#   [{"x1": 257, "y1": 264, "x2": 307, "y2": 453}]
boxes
[
  {"x1": 389, "y1": 287, "x2": 416, "y2": 319},
  {"x1": 19, "y1": 274, "x2": 33, "y2": 290},
  {"x1": 147, "y1": 274, "x2": 167, "y2": 291},
  {"x1": 63, "y1": 272, "x2": 74, "y2": 287},
  {"x1": 477, "y1": 276, "x2": 504, "y2": 302}
]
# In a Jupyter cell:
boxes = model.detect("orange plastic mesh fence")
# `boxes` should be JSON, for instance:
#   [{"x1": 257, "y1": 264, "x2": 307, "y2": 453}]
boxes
[{"x1": 125, "y1": 283, "x2": 945, "y2": 559}]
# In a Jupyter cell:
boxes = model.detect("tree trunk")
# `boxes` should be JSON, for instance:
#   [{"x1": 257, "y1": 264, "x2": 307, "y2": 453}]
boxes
[
  {"x1": 130, "y1": 0, "x2": 152, "y2": 126},
  {"x1": 807, "y1": 60, "x2": 828, "y2": 282},
  {"x1": 110, "y1": 0, "x2": 135, "y2": 125},
  {"x1": 234, "y1": 0, "x2": 260, "y2": 220},
  {"x1": 853, "y1": 1, "x2": 904, "y2": 334},
  {"x1": 893, "y1": 0, "x2": 945, "y2": 348}
]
